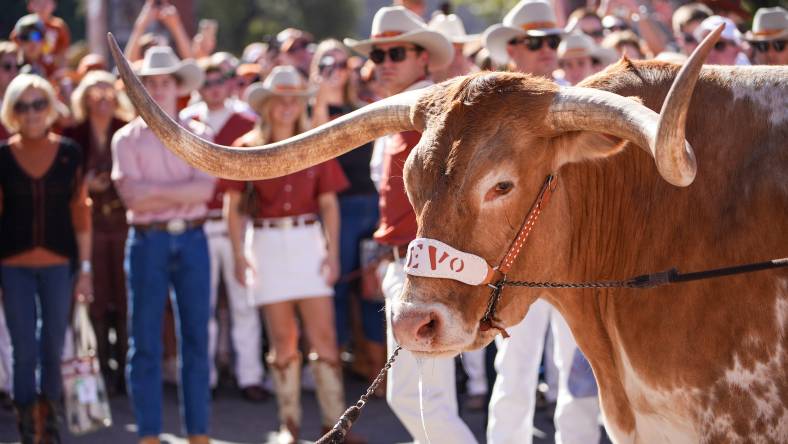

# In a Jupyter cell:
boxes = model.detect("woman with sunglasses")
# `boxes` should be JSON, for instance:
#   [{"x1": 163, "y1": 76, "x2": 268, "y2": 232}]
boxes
[
  {"x1": 225, "y1": 66, "x2": 364, "y2": 444},
  {"x1": 0, "y1": 73, "x2": 92, "y2": 443},
  {"x1": 309, "y1": 39, "x2": 387, "y2": 394},
  {"x1": 63, "y1": 70, "x2": 132, "y2": 396},
  {"x1": 11, "y1": 15, "x2": 49, "y2": 77}
]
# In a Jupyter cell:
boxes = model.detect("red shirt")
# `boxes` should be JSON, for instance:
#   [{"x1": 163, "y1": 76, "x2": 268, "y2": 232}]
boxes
[
  {"x1": 373, "y1": 130, "x2": 421, "y2": 246},
  {"x1": 222, "y1": 137, "x2": 349, "y2": 218},
  {"x1": 199, "y1": 113, "x2": 255, "y2": 213}
]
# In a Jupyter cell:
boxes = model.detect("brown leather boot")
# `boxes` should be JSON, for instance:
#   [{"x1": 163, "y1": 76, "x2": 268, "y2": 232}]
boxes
[
  {"x1": 310, "y1": 355, "x2": 367, "y2": 444},
  {"x1": 138, "y1": 437, "x2": 161, "y2": 444},
  {"x1": 13, "y1": 402, "x2": 35, "y2": 444},
  {"x1": 36, "y1": 398, "x2": 61, "y2": 444},
  {"x1": 187, "y1": 435, "x2": 211, "y2": 444},
  {"x1": 268, "y1": 353, "x2": 302, "y2": 444}
]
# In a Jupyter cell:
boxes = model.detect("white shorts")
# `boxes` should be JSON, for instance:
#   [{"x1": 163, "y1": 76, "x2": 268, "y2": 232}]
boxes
[{"x1": 249, "y1": 222, "x2": 333, "y2": 305}]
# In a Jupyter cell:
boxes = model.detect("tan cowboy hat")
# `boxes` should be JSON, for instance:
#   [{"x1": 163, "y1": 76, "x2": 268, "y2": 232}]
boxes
[
  {"x1": 483, "y1": 0, "x2": 564, "y2": 66},
  {"x1": 344, "y1": 6, "x2": 453, "y2": 71},
  {"x1": 243, "y1": 65, "x2": 316, "y2": 111},
  {"x1": 136, "y1": 46, "x2": 203, "y2": 95},
  {"x1": 745, "y1": 7, "x2": 788, "y2": 42},
  {"x1": 428, "y1": 13, "x2": 480, "y2": 44}
]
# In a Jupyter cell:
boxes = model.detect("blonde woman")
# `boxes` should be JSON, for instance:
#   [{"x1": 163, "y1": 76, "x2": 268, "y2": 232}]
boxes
[
  {"x1": 224, "y1": 65, "x2": 363, "y2": 444},
  {"x1": 63, "y1": 69, "x2": 131, "y2": 395},
  {"x1": 310, "y1": 40, "x2": 386, "y2": 387},
  {"x1": 0, "y1": 73, "x2": 92, "y2": 442}
]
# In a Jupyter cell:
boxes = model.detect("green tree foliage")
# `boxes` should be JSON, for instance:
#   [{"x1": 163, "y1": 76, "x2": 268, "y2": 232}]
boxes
[{"x1": 196, "y1": 0, "x2": 361, "y2": 54}]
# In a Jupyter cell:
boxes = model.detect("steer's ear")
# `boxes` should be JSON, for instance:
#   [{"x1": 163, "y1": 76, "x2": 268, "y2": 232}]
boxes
[{"x1": 550, "y1": 95, "x2": 644, "y2": 168}]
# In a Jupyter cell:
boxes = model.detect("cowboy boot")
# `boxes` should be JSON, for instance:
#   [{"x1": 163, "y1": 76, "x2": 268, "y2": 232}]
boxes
[
  {"x1": 268, "y1": 353, "x2": 302, "y2": 444},
  {"x1": 309, "y1": 355, "x2": 367, "y2": 444},
  {"x1": 187, "y1": 435, "x2": 211, "y2": 444},
  {"x1": 36, "y1": 398, "x2": 61, "y2": 444},
  {"x1": 14, "y1": 402, "x2": 36, "y2": 444}
]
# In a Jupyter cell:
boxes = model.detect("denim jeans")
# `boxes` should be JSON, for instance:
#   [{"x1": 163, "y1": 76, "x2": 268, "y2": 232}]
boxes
[
  {"x1": 125, "y1": 226, "x2": 210, "y2": 437},
  {"x1": 0, "y1": 264, "x2": 72, "y2": 406},
  {"x1": 334, "y1": 194, "x2": 382, "y2": 345}
]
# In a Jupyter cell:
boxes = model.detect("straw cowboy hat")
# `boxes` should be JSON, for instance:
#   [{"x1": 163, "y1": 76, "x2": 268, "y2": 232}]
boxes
[
  {"x1": 428, "y1": 13, "x2": 480, "y2": 44},
  {"x1": 483, "y1": 0, "x2": 564, "y2": 65},
  {"x1": 558, "y1": 32, "x2": 618, "y2": 66},
  {"x1": 136, "y1": 46, "x2": 203, "y2": 95},
  {"x1": 344, "y1": 6, "x2": 453, "y2": 71},
  {"x1": 745, "y1": 7, "x2": 788, "y2": 42},
  {"x1": 243, "y1": 65, "x2": 316, "y2": 111}
]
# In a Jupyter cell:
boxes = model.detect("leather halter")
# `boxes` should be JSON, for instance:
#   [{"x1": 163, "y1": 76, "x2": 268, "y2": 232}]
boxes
[{"x1": 479, "y1": 174, "x2": 557, "y2": 337}]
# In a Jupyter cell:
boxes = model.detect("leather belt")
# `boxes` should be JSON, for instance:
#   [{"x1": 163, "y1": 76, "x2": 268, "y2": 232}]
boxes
[
  {"x1": 132, "y1": 217, "x2": 207, "y2": 235},
  {"x1": 253, "y1": 215, "x2": 319, "y2": 229}
]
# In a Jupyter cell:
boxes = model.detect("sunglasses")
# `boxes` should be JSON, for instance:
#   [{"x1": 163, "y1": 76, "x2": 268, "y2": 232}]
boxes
[
  {"x1": 605, "y1": 25, "x2": 629, "y2": 33},
  {"x1": 1, "y1": 62, "x2": 17, "y2": 72},
  {"x1": 681, "y1": 33, "x2": 697, "y2": 45},
  {"x1": 752, "y1": 40, "x2": 786, "y2": 53},
  {"x1": 509, "y1": 35, "x2": 562, "y2": 51},
  {"x1": 19, "y1": 30, "x2": 43, "y2": 43},
  {"x1": 713, "y1": 40, "x2": 737, "y2": 52},
  {"x1": 238, "y1": 75, "x2": 260, "y2": 88},
  {"x1": 369, "y1": 46, "x2": 421, "y2": 64},
  {"x1": 585, "y1": 28, "x2": 604, "y2": 39},
  {"x1": 202, "y1": 76, "x2": 227, "y2": 88},
  {"x1": 285, "y1": 40, "x2": 309, "y2": 54},
  {"x1": 13, "y1": 98, "x2": 49, "y2": 114}
]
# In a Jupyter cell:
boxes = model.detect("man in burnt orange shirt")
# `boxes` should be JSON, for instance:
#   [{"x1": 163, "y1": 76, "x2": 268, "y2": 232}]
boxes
[{"x1": 346, "y1": 6, "x2": 477, "y2": 443}]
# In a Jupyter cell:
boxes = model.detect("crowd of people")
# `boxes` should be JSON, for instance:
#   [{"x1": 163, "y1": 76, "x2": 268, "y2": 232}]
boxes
[{"x1": 0, "y1": 0, "x2": 785, "y2": 443}]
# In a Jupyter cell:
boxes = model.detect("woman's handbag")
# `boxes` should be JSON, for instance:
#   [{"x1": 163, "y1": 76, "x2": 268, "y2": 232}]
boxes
[
  {"x1": 61, "y1": 301, "x2": 112, "y2": 435},
  {"x1": 359, "y1": 238, "x2": 388, "y2": 302}
]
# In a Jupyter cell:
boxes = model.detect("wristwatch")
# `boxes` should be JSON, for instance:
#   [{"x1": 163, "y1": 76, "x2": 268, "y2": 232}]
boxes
[{"x1": 80, "y1": 260, "x2": 92, "y2": 274}]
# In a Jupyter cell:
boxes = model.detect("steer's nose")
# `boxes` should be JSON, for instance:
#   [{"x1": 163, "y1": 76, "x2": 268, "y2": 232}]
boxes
[{"x1": 392, "y1": 308, "x2": 443, "y2": 347}]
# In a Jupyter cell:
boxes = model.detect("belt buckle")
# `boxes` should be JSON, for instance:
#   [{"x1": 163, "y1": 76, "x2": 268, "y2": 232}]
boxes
[
  {"x1": 281, "y1": 218, "x2": 294, "y2": 229},
  {"x1": 167, "y1": 218, "x2": 187, "y2": 235}
]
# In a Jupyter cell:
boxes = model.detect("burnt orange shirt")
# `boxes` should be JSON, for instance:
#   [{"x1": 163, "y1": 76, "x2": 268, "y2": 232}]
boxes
[{"x1": 373, "y1": 130, "x2": 421, "y2": 247}]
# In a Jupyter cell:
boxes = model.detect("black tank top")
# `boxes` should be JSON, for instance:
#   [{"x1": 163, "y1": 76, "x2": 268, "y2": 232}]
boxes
[{"x1": 0, "y1": 138, "x2": 83, "y2": 261}]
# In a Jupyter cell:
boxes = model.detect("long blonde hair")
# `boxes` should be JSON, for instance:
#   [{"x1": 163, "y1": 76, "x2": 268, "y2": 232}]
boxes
[{"x1": 70, "y1": 70, "x2": 133, "y2": 123}]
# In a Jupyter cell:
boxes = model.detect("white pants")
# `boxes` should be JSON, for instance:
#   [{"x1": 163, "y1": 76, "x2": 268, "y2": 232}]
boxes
[
  {"x1": 383, "y1": 260, "x2": 478, "y2": 444},
  {"x1": 461, "y1": 349, "x2": 488, "y2": 396},
  {"x1": 205, "y1": 220, "x2": 264, "y2": 388},
  {"x1": 487, "y1": 299, "x2": 601, "y2": 444}
]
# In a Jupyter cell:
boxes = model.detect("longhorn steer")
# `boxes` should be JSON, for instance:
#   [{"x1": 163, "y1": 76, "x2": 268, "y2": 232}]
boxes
[{"x1": 109, "y1": 28, "x2": 787, "y2": 442}]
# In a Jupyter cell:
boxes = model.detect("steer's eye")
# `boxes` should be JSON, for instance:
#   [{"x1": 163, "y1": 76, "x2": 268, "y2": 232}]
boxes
[
  {"x1": 494, "y1": 181, "x2": 514, "y2": 194},
  {"x1": 485, "y1": 181, "x2": 515, "y2": 201}
]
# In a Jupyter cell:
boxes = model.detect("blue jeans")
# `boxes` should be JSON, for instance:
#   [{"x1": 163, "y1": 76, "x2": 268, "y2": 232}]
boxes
[
  {"x1": 0, "y1": 264, "x2": 72, "y2": 406},
  {"x1": 125, "y1": 226, "x2": 210, "y2": 437},
  {"x1": 334, "y1": 194, "x2": 382, "y2": 345}
]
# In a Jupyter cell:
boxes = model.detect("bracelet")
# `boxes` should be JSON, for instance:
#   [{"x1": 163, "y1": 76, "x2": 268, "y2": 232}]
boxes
[{"x1": 80, "y1": 260, "x2": 92, "y2": 274}]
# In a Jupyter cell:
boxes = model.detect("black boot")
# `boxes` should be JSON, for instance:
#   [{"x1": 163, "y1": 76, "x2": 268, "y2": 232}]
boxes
[
  {"x1": 36, "y1": 398, "x2": 61, "y2": 444},
  {"x1": 14, "y1": 401, "x2": 36, "y2": 444}
]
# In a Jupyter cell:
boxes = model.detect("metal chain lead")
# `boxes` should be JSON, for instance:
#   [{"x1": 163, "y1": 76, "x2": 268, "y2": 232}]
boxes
[
  {"x1": 315, "y1": 346, "x2": 402, "y2": 444},
  {"x1": 503, "y1": 279, "x2": 634, "y2": 289}
]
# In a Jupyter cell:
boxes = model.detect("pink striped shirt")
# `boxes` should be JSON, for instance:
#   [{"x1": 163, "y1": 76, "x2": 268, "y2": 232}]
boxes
[{"x1": 111, "y1": 117, "x2": 216, "y2": 224}]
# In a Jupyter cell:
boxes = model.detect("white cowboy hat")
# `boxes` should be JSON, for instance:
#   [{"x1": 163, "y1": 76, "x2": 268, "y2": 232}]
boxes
[
  {"x1": 428, "y1": 13, "x2": 480, "y2": 44},
  {"x1": 558, "y1": 32, "x2": 618, "y2": 66},
  {"x1": 243, "y1": 65, "x2": 316, "y2": 112},
  {"x1": 744, "y1": 7, "x2": 788, "y2": 42},
  {"x1": 693, "y1": 15, "x2": 741, "y2": 45},
  {"x1": 344, "y1": 6, "x2": 453, "y2": 71},
  {"x1": 483, "y1": 0, "x2": 564, "y2": 66},
  {"x1": 136, "y1": 46, "x2": 203, "y2": 95}
]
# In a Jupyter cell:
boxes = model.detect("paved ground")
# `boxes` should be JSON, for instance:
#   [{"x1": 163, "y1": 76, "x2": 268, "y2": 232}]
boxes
[{"x1": 0, "y1": 373, "x2": 567, "y2": 444}]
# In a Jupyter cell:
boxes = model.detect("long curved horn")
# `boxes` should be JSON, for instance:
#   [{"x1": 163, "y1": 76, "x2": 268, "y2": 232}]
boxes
[
  {"x1": 544, "y1": 24, "x2": 724, "y2": 187},
  {"x1": 107, "y1": 33, "x2": 420, "y2": 180}
]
